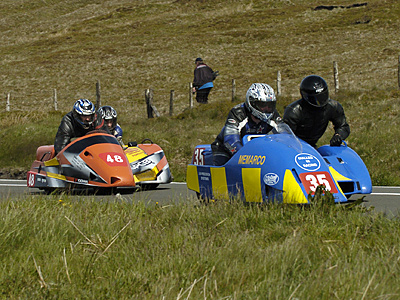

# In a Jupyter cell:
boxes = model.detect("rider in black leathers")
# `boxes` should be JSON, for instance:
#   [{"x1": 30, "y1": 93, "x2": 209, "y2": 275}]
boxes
[
  {"x1": 211, "y1": 83, "x2": 281, "y2": 166},
  {"x1": 283, "y1": 75, "x2": 350, "y2": 148},
  {"x1": 54, "y1": 99, "x2": 109, "y2": 154}
]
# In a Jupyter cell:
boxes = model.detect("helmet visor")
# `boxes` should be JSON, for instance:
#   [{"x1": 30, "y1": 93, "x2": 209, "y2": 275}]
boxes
[
  {"x1": 303, "y1": 90, "x2": 329, "y2": 107},
  {"x1": 105, "y1": 118, "x2": 117, "y2": 131},
  {"x1": 252, "y1": 101, "x2": 276, "y2": 113},
  {"x1": 79, "y1": 113, "x2": 95, "y2": 126}
]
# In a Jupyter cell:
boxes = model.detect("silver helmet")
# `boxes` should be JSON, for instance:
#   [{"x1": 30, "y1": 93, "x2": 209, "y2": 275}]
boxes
[
  {"x1": 245, "y1": 83, "x2": 276, "y2": 122},
  {"x1": 98, "y1": 105, "x2": 117, "y2": 131}
]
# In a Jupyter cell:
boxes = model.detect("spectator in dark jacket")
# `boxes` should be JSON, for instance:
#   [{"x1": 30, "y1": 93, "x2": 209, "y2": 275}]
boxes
[
  {"x1": 283, "y1": 75, "x2": 350, "y2": 148},
  {"x1": 54, "y1": 99, "x2": 110, "y2": 154},
  {"x1": 192, "y1": 57, "x2": 218, "y2": 104}
]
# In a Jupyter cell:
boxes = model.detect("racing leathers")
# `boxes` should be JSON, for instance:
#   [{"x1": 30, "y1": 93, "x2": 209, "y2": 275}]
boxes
[
  {"x1": 113, "y1": 124, "x2": 124, "y2": 146},
  {"x1": 283, "y1": 98, "x2": 350, "y2": 148},
  {"x1": 211, "y1": 103, "x2": 281, "y2": 166},
  {"x1": 54, "y1": 111, "x2": 109, "y2": 154}
]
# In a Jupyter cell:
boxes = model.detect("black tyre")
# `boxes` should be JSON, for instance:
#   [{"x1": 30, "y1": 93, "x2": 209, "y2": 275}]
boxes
[{"x1": 139, "y1": 183, "x2": 159, "y2": 190}]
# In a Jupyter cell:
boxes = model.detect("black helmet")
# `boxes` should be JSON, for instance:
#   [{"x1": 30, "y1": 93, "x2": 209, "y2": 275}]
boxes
[
  {"x1": 98, "y1": 105, "x2": 117, "y2": 131},
  {"x1": 300, "y1": 75, "x2": 329, "y2": 107}
]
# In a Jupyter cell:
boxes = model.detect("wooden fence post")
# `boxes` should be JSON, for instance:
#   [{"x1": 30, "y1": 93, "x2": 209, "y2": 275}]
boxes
[
  {"x1": 276, "y1": 71, "x2": 281, "y2": 96},
  {"x1": 145, "y1": 89, "x2": 152, "y2": 118},
  {"x1": 189, "y1": 82, "x2": 193, "y2": 108},
  {"x1": 398, "y1": 55, "x2": 400, "y2": 89},
  {"x1": 169, "y1": 90, "x2": 174, "y2": 116},
  {"x1": 232, "y1": 79, "x2": 236, "y2": 102},
  {"x1": 53, "y1": 89, "x2": 58, "y2": 111},
  {"x1": 6, "y1": 93, "x2": 10, "y2": 112},
  {"x1": 96, "y1": 80, "x2": 101, "y2": 110},
  {"x1": 145, "y1": 88, "x2": 160, "y2": 118},
  {"x1": 333, "y1": 61, "x2": 339, "y2": 93}
]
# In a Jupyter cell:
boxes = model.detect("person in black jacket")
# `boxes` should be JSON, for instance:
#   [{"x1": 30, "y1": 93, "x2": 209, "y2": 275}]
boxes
[
  {"x1": 192, "y1": 57, "x2": 217, "y2": 104},
  {"x1": 54, "y1": 99, "x2": 109, "y2": 154},
  {"x1": 283, "y1": 75, "x2": 350, "y2": 148},
  {"x1": 211, "y1": 83, "x2": 281, "y2": 166}
]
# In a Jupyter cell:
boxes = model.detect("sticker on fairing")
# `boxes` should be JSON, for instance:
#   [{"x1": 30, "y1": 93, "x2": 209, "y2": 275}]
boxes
[
  {"x1": 27, "y1": 172, "x2": 36, "y2": 187},
  {"x1": 263, "y1": 173, "x2": 279, "y2": 185},
  {"x1": 299, "y1": 171, "x2": 338, "y2": 194},
  {"x1": 295, "y1": 153, "x2": 321, "y2": 171},
  {"x1": 193, "y1": 148, "x2": 205, "y2": 165},
  {"x1": 99, "y1": 152, "x2": 128, "y2": 166},
  {"x1": 125, "y1": 147, "x2": 146, "y2": 157}
]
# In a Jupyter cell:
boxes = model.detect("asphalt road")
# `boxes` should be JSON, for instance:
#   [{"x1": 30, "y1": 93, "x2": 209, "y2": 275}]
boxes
[{"x1": 1, "y1": 179, "x2": 400, "y2": 217}]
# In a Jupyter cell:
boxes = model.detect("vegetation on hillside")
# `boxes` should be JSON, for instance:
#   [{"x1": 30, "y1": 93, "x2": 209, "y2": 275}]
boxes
[{"x1": 1, "y1": 0, "x2": 400, "y2": 184}]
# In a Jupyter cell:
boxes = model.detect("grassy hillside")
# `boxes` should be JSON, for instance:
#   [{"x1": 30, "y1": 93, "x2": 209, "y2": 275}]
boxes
[{"x1": 1, "y1": 0, "x2": 400, "y2": 184}]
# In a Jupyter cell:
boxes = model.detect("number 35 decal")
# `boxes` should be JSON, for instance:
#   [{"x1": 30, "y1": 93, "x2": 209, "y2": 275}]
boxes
[
  {"x1": 193, "y1": 148, "x2": 205, "y2": 165},
  {"x1": 299, "y1": 171, "x2": 338, "y2": 194}
]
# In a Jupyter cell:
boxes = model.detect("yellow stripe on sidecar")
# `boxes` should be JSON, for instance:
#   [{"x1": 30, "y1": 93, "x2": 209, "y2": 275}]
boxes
[
  {"x1": 44, "y1": 157, "x2": 59, "y2": 166},
  {"x1": 47, "y1": 172, "x2": 66, "y2": 181},
  {"x1": 329, "y1": 166, "x2": 351, "y2": 181},
  {"x1": 186, "y1": 165, "x2": 200, "y2": 192},
  {"x1": 282, "y1": 169, "x2": 308, "y2": 204},
  {"x1": 211, "y1": 167, "x2": 228, "y2": 199},
  {"x1": 329, "y1": 166, "x2": 350, "y2": 196},
  {"x1": 242, "y1": 168, "x2": 262, "y2": 203}
]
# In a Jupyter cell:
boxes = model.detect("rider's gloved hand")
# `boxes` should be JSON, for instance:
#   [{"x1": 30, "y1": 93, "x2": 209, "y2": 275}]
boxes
[{"x1": 330, "y1": 133, "x2": 342, "y2": 146}]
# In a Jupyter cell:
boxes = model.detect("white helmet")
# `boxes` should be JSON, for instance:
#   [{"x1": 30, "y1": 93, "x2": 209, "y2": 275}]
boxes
[{"x1": 245, "y1": 83, "x2": 276, "y2": 122}]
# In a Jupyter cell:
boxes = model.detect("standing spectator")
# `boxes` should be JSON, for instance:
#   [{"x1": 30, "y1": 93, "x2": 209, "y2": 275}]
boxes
[
  {"x1": 192, "y1": 57, "x2": 218, "y2": 104},
  {"x1": 283, "y1": 75, "x2": 350, "y2": 148}
]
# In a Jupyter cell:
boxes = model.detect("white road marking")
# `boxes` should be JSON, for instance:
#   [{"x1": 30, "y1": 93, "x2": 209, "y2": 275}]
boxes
[
  {"x1": 1, "y1": 180, "x2": 400, "y2": 196},
  {"x1": 371, "y1": 193, "x2": 400, "y2": 196}
]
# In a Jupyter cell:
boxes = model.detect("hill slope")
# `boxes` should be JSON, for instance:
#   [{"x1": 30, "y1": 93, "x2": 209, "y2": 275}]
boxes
[{"x1": 0, "y1": 0, "x2": 399, "y2": 184}]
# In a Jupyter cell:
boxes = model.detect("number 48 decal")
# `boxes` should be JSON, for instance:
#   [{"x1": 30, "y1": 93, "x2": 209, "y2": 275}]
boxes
[
  {"x1": 99, "y1": 152, "x2": 128, "y2": 166},
  {"x1": 299, "y1": 171, "x2": 338, "y2": 194}
]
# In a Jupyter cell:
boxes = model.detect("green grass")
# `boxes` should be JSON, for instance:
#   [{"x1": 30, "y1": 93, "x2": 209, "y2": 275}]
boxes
[{"x1": 1, "y1": 194, "x2": 400, "y2": 299}]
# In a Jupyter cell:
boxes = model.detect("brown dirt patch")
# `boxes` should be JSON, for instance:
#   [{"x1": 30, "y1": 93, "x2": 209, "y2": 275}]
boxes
[{"x1": 0, "y1": 168, "x2": 27, "y2": 180}]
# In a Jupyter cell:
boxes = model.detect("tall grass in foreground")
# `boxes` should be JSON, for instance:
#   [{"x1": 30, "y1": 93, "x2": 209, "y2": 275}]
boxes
[{"x1": 1, "y1": 194, "x2": 399, "y2": 299}]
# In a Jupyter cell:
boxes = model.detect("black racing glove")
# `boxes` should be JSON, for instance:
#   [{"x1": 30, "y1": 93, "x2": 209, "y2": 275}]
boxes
[{"x1": 330, "y1": 134, "x2": 343, "y2": 146}]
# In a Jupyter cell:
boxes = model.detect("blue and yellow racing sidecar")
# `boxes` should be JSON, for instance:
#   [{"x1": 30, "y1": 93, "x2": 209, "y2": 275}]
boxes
[{"x1": 186, "y1": 123, "x2": 372, "y2": 203}]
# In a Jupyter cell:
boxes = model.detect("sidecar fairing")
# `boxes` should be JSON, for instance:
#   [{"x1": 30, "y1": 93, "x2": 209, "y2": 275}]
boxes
[
  {"x1": 316, "y1": 144, "x2": 372, "y2": 198},
  {"x1": 186, "y1": 124, "x2": 372, "y2": 204},
  {"x1": 124, "y1": 141, "x2": 173, "y2": 190},
  {"x1": 27, "y1": 132, "x2": 136, "y2": 193}
]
